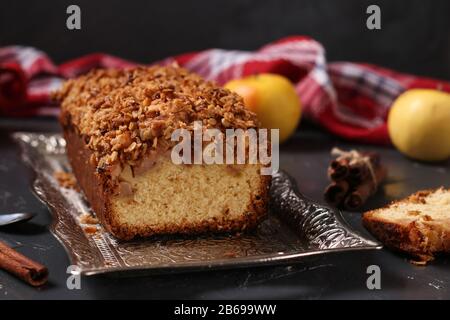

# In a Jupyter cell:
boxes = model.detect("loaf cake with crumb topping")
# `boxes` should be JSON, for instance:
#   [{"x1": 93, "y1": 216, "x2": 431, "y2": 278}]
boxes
[
  {"x1": 56, "y1": 66, "x2": 270, "y2": 240},
  {"x1": 363, "y1": 188, "x2": 450, "y2": 262}
]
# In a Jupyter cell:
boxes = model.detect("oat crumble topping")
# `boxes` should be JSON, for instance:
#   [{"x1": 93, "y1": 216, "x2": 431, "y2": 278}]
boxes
[{"x1": 57, "y1": 65, "x2": 258, "y2": 173}]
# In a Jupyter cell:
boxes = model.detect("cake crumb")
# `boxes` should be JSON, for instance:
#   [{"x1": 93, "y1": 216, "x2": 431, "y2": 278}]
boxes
[
  {"x1": 83, "y1": 225, "x2": 99, "y2": 234},
  {"x1": 54, "y1": 171, "x2": 78, "y2": 190},
  {"x1": 78, "y1": 212, "x2": 99, "y2": 225}
]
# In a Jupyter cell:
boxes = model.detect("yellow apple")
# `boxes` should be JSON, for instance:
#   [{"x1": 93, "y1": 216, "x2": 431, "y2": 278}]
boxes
[
  {"x1": 225, "y1": 73, "x2": 301, "y2": 143},
  {"x1": 388, "y1": 89, "x2": 450, "y2": 161}
]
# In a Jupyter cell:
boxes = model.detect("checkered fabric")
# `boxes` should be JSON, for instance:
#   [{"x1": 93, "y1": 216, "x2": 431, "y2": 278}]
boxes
[{"x1": 1, "y1": 36, "x2": 449, "y2": 144}]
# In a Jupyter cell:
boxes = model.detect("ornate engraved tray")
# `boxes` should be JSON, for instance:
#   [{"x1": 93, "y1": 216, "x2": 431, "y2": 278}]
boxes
[{"x1": 13, "y1": 132, "x2": 381, "y2": 276}]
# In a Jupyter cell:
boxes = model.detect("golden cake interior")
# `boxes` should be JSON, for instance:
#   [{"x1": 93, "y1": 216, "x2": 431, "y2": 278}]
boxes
[
  {"x1": 112, "y1": 156, "x2": 265, "y2": 232},
  {"x1": 371, "y1": 188, "x2": 450, "y2": 229}
]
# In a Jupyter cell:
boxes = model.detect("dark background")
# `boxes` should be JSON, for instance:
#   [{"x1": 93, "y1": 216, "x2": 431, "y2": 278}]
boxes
[
  {"x1": 1, "y1": 1, "x2": 450, "y2": 300},
  {"x1": 1, "y1": 0, "x2": 449, "y2": 80}
]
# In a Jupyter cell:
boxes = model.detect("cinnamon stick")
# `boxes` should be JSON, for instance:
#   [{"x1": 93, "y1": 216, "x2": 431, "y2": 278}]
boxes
[
  {"x1": 325, "y1": 148, "x2": 387, "y2": 210},
  {"x1": 328, "y1": 158, "x2": 349, "y2": 180},
  {"x1": 344, "y1": 166, "x2": 387, "y2": 210},
  {"x1": 324, "y1": 180, "x2": 350, "y2": 206},
  {"x1": 0, "y1": 241, "x2": 48, "y2": 287},
  {"x1": 346, "y1": 151, "x2": 380, "y2": 185}
]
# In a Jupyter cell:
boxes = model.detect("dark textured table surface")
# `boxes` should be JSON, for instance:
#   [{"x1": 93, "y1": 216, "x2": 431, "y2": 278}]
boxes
[{"x1": 0, "y1": 118, "x2": 449, "y2": 300}]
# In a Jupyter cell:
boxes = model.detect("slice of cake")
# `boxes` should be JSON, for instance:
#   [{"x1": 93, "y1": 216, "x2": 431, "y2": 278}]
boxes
[
  {"x1": 363, "y1": 188, "x2": 450, "y2": 262},
  {"x1": 57, "y1": 66, "x2": 270, "y2": 240}
]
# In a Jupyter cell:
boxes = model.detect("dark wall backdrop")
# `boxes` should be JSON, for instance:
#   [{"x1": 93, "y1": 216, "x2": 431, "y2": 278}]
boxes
[{"x1": 1, "y1": 0, "x2": 449, "y2": 79}]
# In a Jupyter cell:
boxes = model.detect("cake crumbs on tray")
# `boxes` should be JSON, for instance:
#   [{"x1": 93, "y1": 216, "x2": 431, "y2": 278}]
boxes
[
  {"x1": 83, "y1": 225, "x2": 99, "y2": 234},
  {"x1": 78, "y1": 212, "x2": 99, "y2": 225},
  {"x1": 53, "y1": 170, "x2": 79, "y2": 190},
  {"x1": 78, "y1": 212, "x2": 100, "y2": 235}
]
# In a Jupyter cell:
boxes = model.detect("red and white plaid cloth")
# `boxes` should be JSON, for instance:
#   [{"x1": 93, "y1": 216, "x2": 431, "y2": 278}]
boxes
[{"x1": 1, "y1": 36, "x2": 449, "y2": 144}]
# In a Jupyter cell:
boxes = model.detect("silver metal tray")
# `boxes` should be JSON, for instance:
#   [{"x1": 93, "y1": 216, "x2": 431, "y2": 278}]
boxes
[{"x1": 13, "y1": 132, "x2": 381, "y2": 276}]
